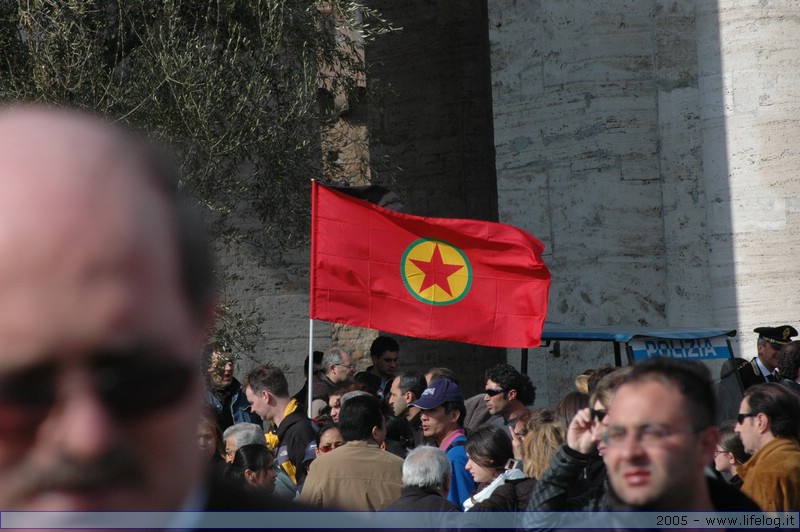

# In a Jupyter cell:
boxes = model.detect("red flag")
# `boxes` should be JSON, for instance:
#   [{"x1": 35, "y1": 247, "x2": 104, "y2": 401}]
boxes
[{"x1": 310, "y1": 181, "x2": 551, "y2": 348}]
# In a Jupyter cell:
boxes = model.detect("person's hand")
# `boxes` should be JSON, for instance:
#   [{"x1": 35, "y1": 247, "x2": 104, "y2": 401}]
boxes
[{"x1": 566, "y1": 407, "x2": 597, "y2": 455}]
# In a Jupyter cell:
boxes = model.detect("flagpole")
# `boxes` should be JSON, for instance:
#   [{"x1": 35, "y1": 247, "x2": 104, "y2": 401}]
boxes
[{"x1": 307, "y1": 319, "x2": 314, "y2": 418}]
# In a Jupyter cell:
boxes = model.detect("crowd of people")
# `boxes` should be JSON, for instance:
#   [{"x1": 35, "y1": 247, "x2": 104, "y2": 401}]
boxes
[
  {"x1": 205, "y1": 327, "x2": 800, "y2": 520},
  {"x1": 2, "y1": 104, "x2": 799, "y2": 532}
]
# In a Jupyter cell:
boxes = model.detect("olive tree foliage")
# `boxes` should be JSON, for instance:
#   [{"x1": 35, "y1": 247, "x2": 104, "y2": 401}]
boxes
[{"x1": 0, "y1": 0, "x2": 395, "y2": 354}]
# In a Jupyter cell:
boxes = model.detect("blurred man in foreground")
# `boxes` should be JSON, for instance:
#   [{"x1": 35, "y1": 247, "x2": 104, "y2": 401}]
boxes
[{"x1": 0, "y1": 104, "x2": 295, "y2": 527}]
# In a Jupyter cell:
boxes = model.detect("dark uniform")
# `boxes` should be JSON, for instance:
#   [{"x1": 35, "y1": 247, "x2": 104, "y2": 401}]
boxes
[{"x1": 737, "y1": 325, "x2": 798, "y2": 391}]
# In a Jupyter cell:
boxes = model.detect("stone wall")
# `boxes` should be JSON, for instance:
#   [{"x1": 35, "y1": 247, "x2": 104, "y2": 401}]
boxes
[{"x1": 489, "y1": 0, "x2": 800, "y2": 406}]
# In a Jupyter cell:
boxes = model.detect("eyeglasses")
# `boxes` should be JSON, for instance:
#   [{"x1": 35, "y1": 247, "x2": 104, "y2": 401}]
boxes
[
  {"x1": 336, "y1": 363, "x2": 356, "y2": 370},
  {"x1": 0, "y1": 348, "x2": 195, "y2": 433},
  {"x1": 317, "y1": 441, "x2": 344, "y2": 453},
  {"x1": 590, "y1": 408, "x2": 607, "y2": 422},
  {"x1": 713, "y1": 449, "x2": 729, "y2": 457},
  {"x1": 737, "y1": 412, "x2": 758, "y2": 424},
  {"x1": 602, "y1": 424, "x2": 701, "y2": 448},
  {"x1": 484, "y1": 388, "x2": 505, "y2": 397}
]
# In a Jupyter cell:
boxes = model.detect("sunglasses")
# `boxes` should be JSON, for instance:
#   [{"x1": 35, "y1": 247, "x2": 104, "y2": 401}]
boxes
[
  {"x1": 590, "y1": 408, "x2": 607, "y2": 422},
  {"x1": 484, "y1": 388, "x2": 506, "y2": 397},
  {"x1": 317, "y1": 441, "x2": 344, "y2": 453},
  {"x1": 737, "y1": 412, "x2": 758, "y2": 424},
  {"x1": 0, "y1": 348, "x2": 195, "y2": 434}
]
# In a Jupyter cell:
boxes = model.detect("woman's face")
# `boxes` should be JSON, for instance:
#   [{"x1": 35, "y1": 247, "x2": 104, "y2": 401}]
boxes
[
  {"x1": 465, "y1": 454, "x2": 499, "y2": 485},
  {"x1": 197, "y1": 423, "x2": 216, "y2": 459},
  {"x1": 714, "y1": 447, "x2": 734, "y2": 474},
  {"x1": 316, "y1": 427, "x2": 345, "y2": 457}
]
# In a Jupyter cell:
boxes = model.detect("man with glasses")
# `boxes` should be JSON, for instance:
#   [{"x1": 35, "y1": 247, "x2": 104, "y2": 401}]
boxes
[
  {"x1": 0, "y1": 105, "x2": 301, "y2": 521},
  {"x1": 310, "y1": 346, "x2": 355, "y2": 416},
  {"x1": 734, "y1": 383, "x2": 800, "y2": 510},
  {"x1": 483, "y1": 363, "x2": 536, "y2": 429},
  {"x1": 523, "y1": 360, "x2": 757, "y2": 529},
  {"x1": 599, "y1": 359, "x2": 758, "y2": 517},
  {"x1": 222, "y1": 423, "x2": 267, "y2": 464}
]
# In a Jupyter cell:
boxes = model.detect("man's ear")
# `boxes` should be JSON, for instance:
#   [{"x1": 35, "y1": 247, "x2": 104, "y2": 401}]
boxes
[
  {"x1": 507, "y1": 389, "x2": 518, "y2": 401},
  {"x1": 448, "y1": 408, "x2": 461, "y2": 425},
  {"x1": 405, "y1": 390, "x2": 415, "y2": 404},
  {"x1": 756, "y1": 413, "x2": 771, "y2": 435}
]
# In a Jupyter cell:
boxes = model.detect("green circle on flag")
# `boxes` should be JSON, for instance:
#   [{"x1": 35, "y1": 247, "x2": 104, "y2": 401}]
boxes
[{"x1": 401, "y1": 238, "x2": 472, "y2": 305}]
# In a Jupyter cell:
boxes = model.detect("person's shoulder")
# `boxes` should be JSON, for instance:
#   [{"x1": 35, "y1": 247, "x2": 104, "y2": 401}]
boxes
[{"x1": 281, "y1": 410, "x2": 317, "y2": 435}]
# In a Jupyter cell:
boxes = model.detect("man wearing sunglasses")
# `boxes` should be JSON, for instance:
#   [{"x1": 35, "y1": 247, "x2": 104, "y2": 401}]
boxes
[
  {"x1": 523, "y1": 360, "x2": 758, "y2": 530},
  {"x1": 0, "y1": 105, "x2": 297, "y2": 525},
  {"x1": 734, "y1": 383, "x2": 800, "y2": 511},
  {"x1": 483, "y1": 363, "x2": 536, "y2": 428}
]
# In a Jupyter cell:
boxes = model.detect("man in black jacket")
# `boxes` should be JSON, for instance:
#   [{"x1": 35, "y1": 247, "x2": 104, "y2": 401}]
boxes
[
  {"x1": 244, "y1": 364, "x2": 317, "y2": 486},
  {"x1": 522, "y1": 358, "x2": 759, "y2": 531}
]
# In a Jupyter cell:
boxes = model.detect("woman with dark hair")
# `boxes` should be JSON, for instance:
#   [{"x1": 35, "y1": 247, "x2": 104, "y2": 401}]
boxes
[
  {"x1": 468, "y1": 409, "x2": 565, "y2": 512},
  {"x1": 462, "y1": 425, "x2": 525, "y2": 510},
  {"x1": 314, "y1": 424, "x2": 345, "y2": 460},
  {"x1": 225, "y1": 444, "x2": 278, "y2": 495}
]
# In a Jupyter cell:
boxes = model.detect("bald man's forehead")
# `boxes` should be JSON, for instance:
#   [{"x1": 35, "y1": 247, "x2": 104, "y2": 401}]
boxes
[{"x1": 0, "y1": 106, "x2": 196, "y2": 368}]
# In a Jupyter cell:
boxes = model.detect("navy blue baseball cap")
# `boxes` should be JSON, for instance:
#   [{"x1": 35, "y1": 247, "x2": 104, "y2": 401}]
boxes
[{"x1": 411, "y1": 379, "x2": 464, "y2": 410}]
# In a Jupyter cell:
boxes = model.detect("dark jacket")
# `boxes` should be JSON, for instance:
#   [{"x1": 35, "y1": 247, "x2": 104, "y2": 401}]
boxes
[
  {"x1": 737, "y1": 357, "x2": 773, "y2": 391},
  {"x1": 275, "y1": 409, "x2": 317, "y2": 486},
  {"x1": 311, "y1": 371, "x2": 336, "y2": 401},
  {"x1": 381, "y1": 485, "x2": 461, "y2": 512},
  {"x1": 527, "y1": 445, "x2": 608, "y2": 512},
  {"x1": 205, "y1": 377, "x2": 262, "y2": 431},
  {"x1": 523, "y1": 445, "x2": 760, "y2": 531}
]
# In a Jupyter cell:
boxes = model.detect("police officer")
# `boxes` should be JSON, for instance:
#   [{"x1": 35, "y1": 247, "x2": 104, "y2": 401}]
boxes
[{"x1": 738, "y1": 325, "x2": 798, "y2": 390}]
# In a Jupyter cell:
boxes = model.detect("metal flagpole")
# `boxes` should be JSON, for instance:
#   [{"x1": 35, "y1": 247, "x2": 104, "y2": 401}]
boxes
[{"x1": 307, "y1": 319, "x2": 314, "y2": 418}]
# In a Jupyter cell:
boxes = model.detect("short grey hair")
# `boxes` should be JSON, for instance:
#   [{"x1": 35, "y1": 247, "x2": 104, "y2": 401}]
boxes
[
  {"x1": 340, "y1": 390, "x2": 371, "y2": 406},
  {"x1": 402, "y1": 445, "x2": 451, "y2": 490},
  {"x1": 322, "y1": 347, "x2": 349, "y2": 376},
  {"x1": 222, "y1": 422, "x2": 265, "y2": 449}
]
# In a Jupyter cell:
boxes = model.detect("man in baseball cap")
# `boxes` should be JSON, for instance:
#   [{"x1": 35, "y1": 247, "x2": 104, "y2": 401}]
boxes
[
  {"x1": 739, "y1": 325, "x2": 799, "y2": 390},
  {"x1": 411, "y1": 379, "x2": 476, "y2": 509}
]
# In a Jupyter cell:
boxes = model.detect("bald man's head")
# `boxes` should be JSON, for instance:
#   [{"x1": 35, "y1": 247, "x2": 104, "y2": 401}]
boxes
[{"x1": 0, "y1": 104, "x2": 215, "y2": 513}]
